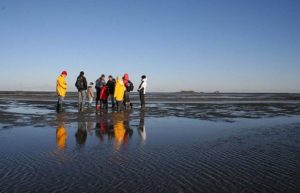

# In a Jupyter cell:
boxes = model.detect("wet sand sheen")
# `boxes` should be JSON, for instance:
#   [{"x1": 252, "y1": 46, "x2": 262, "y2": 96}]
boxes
[
  {"x1": 0, "y1": 93, "x2": 300, "y2": 192},
  {"x1": 0, "y1": 116, "x2": 300, "y2": 192}
]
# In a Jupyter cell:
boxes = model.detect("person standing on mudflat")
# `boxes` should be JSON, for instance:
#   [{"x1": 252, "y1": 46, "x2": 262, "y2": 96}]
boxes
[
  {"x1": 75, "y1": 71, "x2": 88, "y2": 112},
  {"x1": 137, "y1": 75, "x2": 147, "y2": 110},
  {"x1": 56, "y1": 71, "x2": 68, "y2": 113},
  {"x1": 123, "y1": 73, "x2": 134, "y2": 109},
  {"x1": 106, "y1": 75, "x2": 116, "y2": 109},
  {"x1": 87, "y1": 82, "x2": 95, "y2": 108},
  {"x1": 95, "y1": 74, "x2": 106, "y2": 110},
  {"x1": 114, "y1": 77, "x2": 126, "y2": 112}
]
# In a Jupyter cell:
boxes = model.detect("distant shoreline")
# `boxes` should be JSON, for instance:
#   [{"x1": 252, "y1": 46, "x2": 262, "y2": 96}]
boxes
[{"x1": 0, "y1": 91, "x2": 299, "y2": 94}]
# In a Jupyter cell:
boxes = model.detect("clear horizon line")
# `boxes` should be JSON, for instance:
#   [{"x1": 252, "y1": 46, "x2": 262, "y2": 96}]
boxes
[{"x1": 0, "y1": 90, "x2": 299, "y2": 94}]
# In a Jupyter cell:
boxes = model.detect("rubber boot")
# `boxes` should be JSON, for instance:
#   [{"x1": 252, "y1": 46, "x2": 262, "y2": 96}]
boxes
[
  {"x1": 56, "y1": 101, "x2": 60, "y2": 113},
  {"x1": 57, "y1": 104, "x2": 63, "y2": 113},
  {"x1": 96, "y1": 105, "x2": 100, "y2": 111},
  {"x1": 81, "y1": 103, "x2": 84, "y2": 112},
  {"x1": 79, "y1": 103, "x2": 83, "y2": 112},
  {"x1": 117, "y1": 102, "x2": 122, "y2": 112},
  {"x1": 125, "y1": 102, "x2": 130, "y2": 110}
]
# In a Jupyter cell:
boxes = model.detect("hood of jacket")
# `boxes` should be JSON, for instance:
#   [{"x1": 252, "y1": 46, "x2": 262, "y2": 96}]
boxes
[
  {"x1": 123, "y1": 73, "x2": 129, "y2": 81},
  {"x1": 117, "y1": 78, "x2": 124, "y2": 85}
]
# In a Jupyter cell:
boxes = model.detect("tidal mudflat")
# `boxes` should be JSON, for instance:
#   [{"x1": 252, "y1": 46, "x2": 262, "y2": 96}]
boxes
[{"x1": 0, "y1": 92, "x2": 300, "y2": 193}]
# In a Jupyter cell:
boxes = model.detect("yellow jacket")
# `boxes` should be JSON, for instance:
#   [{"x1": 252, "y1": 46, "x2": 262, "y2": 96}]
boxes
[
  {"x1": 56, "y1": 75, "x2": 67, "y2": 97},
  {"x1": 114, "y1": 78, "x2": 126, "y2": 101}
]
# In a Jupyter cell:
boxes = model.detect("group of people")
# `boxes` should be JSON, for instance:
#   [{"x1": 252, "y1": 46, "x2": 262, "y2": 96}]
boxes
[{"x1": 56, "y1": 71, "x2": 147, "y2": 112}]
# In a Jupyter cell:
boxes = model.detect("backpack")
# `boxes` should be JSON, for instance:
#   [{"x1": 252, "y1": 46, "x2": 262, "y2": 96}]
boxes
[
  {"x1": 95, "y1": 79, "x2": 101, "y2": 89},
  {"x1": 76, "y1": 76, "x2": 86, "y2": 90},
  {"x1": 127, "y1": 80, "x2": 134, "y2": 92}
]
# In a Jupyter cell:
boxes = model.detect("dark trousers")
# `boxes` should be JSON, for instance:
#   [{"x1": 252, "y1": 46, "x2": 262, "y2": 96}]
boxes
[
  {"x1": 101, "y1": 100, "x2": 108, "y2": 109},
  {"x1": 116, "y1": 101, "x2": 123, "y2": 112},
  {"x1": 56, "y1": 96, "x2": 64, "y2": 112},
  {"x1": 124, "y1": 91, "x2": 130, "y2": 103},
  {"x1": 109, "y1": 93, "x2": 115, "y2": 107},
  {"x1": 139, "y1": 92, "x2": 145, "y2": 107},
  {"x1": 96, "y1": 88, "x2": 101, "y2": 106}
]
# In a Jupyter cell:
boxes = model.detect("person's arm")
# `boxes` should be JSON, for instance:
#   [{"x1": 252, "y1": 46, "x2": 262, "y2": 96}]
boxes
[
  {"x1": 114, "y1": 83, "x2": 118, "y2": 98},
  {"x1": 58, "y1": 78, "x2": 67, "y2": 89},
  {"x1": 84, "y1": 77, "x2": 88, "y2": 90},
  {"x1": 95, "y1": 79, "x2": 99, "y2": 89},
  {"x1": 138, "y1": 81, "x2": 144, "y2": 91}
]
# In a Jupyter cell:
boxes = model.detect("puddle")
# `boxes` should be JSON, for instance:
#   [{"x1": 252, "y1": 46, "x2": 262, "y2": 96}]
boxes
[
  {"x1": 0, "y1": 115, "x2": 300, "y2": 192},
  {"x1": 4, "y1": 106, "x2": 53, "y2": 115}
]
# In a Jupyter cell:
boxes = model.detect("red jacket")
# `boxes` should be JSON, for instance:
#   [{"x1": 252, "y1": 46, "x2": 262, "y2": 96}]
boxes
[{"x1": 100, "y1": 85, "x2": 109, "y2": 100}]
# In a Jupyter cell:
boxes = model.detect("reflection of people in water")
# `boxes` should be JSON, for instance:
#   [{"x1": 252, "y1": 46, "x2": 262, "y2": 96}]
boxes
[
  {"x1": 56, "y1": 123, "x2": 67, "y2": 149},
  {"x1": 138, "y1": 111, "x2": 146, "y2": 144},
  {"x1": 114, "y1": 119, "x2": 126, "y2": 150},
  {"x1": 87, "y1": 118, "x2": 95, "y2": 136},
  {"x1": 123, "y1": 113, "x2": 133, "y2": 147},
  {"x1": 75, "y1": 122, "x2": 87, "y2": 147},
  {"x1": 56, "y1": 114, "x2": 67, "y2": 150},
  {"x1": 111, "y1": 112, "x2": 134, "y2": 150},
  {"x1": 95, "y1": 119, "x2": 108, "y2": 142},
  {"x1": 112, "y1": 112, "x2": 127, "y2": 150},
  {"x1": 53, "y1": 114, "x2": 69, "y2": 162},
  {"x1": 107, "y1": 119, "x2": 114, "y2": 141}
]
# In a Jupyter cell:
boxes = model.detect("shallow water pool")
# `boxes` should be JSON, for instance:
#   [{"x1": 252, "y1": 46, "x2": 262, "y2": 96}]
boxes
[{"x1": 0, "y1": 115, "x2": 300, "y2": 193}]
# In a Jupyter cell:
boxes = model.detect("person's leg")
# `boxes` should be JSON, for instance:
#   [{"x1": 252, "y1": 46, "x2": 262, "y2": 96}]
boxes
[
  {"x1": 57, "y1": 96, "x2": 64, "y2": 112},
  {"x1": 140, "y1": 92, "x2": 145, "y2": 109},
  {"x1": 96, "y1": 89, "x2": 100, "y2": 107},
  {"x1": 117, "y1": 101, "x2": 123, "y2": 112},
  {"x1": 89, "y1": 97, "x2": 93, "y2": 107},
  {"x1": 139, "y1": 92, "x2": 142, "y2": 105},
  {"x1": 142, "y1": 93, "x2": 145, "y2": 107},
  {"x1": 56, "y1": 98, "x2": 60, "y2": 112},
  {"x1": 127, "y1": 92, "x2": 131, "y2": 109},
  {"x1": 124, "y1": 91, "x2": 130, "y2": 109},
  {"x1": 103, "y1": 100, "x2": 107, "y2": 110},
  {"x1": 82, "y1": 91, "x2": 86, "y2": 108},
  {"x1": 116, "y1": 99, "x2": 118, "y2": 111},
  {"x1": 110, "y1": 94, "x2": 115, "y2": 108},
  {"x1": 100, "y1": 99, "x2": 103, "y2": 109},
  {"x1": 78, "y1": 91, "x2": 81, "y2": 110},
  {"x1": 78, "y1": 91, "x2": 83, "y2": 111},
  {"x1": 82, "y1": 91, "x2": 86, "y2": 110}
]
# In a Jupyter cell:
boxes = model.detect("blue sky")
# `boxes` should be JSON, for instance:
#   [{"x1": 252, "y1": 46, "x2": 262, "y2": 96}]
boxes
[{"x1": 0, "y1": 0, "x2": 299, "y2": 92}]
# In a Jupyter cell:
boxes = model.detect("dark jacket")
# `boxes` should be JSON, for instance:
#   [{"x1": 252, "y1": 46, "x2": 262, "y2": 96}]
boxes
[
  {"x1": 106, "y1": 79, "x2": 116, "y2": 94},
  {"x1": 95, "y1": 78, "x2": 105, "y2": 90},
  {"x1": 125, "y1": 80, "x2": 134, "y2": 92},
  {"x1": 75, "y1": 75, "x2": 87, "y2": 91}
]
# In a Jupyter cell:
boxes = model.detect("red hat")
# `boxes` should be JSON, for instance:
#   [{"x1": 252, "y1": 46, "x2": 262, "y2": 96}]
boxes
[
  {"x1": 123, "y1": 73, "x2": 129, "y2": 80},
  {"x1": 61, "y1": 71, "x2": 67, "y2": 76}
]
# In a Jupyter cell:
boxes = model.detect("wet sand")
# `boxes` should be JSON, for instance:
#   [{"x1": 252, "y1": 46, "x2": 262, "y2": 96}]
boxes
[{"x1": 0, "y1": 92, "x2": 300, "y2": 192}]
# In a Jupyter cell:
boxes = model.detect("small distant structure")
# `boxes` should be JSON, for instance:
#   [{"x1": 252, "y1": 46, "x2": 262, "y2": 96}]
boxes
[
  {"x1": 179, "y1": 90, "x2": 197, "y2": 94},
  {"x1": 214, "y1": 91, "x2": 221, "y2": 94}
]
